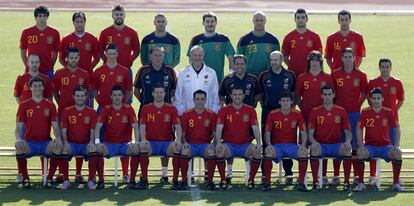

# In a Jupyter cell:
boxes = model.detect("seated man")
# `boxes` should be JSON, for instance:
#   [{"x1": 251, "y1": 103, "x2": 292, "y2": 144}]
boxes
[
  {"x1": 354, "y1": 87, "x2": 403, "y2": 192},
  {"x1": 94, "y1": 85, "x2": 140, "y2": 190},
  {"x1": 138, "y1": 83, "x2": 182, "y2": 190},
  {"x1": 15, "y1": 76, "x2": 61, "y2": 188},
  {"x1": 308, "y1": 85, "x2": 353, "y2": 191},
  {"x1": 263, "y1": 91, "x2": 308, "y2": 191},
  {"x1": 179, "y1": 90, "x2": 217, "y2": 190},
  {"x1": 215, "y1": 85, "x2": 262, "y2": 189}
]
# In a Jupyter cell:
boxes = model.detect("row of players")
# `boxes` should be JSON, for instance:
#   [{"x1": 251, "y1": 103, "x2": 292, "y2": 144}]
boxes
[
  {"x1": 21, "y1": 5, "x2": 365, "y2": 83},
  {"x1": 15, "y1": 75, "x2": 402, "y2": 192}
]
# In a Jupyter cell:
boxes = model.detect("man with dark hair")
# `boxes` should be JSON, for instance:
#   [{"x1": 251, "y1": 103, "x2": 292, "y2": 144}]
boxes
[
  {"x1": 354, "y1": 88, "x2": 403, "y2": 192},
  {"x1": 20, "y1": 4, "x2": 60, "y2": 79},
  {"x1": 282, "y1": 8, "x2": 323, "y2": 77},
  {"x1": 325, "y1": 10, "x2": 366, "y2": 71},
  {"x1": 187, "y1": 11, "x2": 235, "y2": 82}
]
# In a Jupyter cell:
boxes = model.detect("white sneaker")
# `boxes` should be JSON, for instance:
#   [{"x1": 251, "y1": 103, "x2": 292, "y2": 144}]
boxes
[
  {"x1": 353, "y1": 183, "x2": 366, "y2": 192},
  {"x1": 322, "y1": 177, "x2": 329, "y2": 186},
  {"x1": 87, "y1": 180, "x2": 96, "y2": 190},
  {"x1": 392, "y1": 183, "x2": 404, "y2": 192},
  {"x1": 61, "y1": 180, "x2": 71, "y2": 190},
  {"x1": 331, "y1": 176, "x2": 340, "y2": 186},
  {"x1": 368, "y1": 177, "x2": 377, "y2": 186},
  {"x1": 16, "y1": 175, "x2": 23, "y2": 183},
  {"x1": 122, "y1": 175, "x2": 130, "y2": 184}
]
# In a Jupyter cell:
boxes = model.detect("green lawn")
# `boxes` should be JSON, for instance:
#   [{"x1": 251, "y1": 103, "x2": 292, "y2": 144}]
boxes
[{"x1": 0, "y1": 11, "x2": 414, "y2": 205}]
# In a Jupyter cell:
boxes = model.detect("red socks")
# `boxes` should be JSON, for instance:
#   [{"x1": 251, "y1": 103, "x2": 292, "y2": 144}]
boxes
[
  {"x1": 262, "y1": 159, "x2": 273, "y2": 184},
  {"x1": 333, "y1": 159, "x2": 341, "y2": 177},
  {"x1": 16, "y1": 157, "x2": 28, "y2": 180},
  {"x1": 75, "y1": 157, "x2": 83, "y2": 175},
  {"x1": 60, "y1": 159, "x2": 69, "y2": 181},
  {"x1": 343, "y1": 159, "x2": 351, "y2": 184},
  {"x1": 310, "y1": 158, "x2": 320, "y2": 185},
  {"x1": 172, "y1": 155, "x2": 180, "y2": 182},
  {"x1": 47, "y1": 158, "x2": 59, "y2": 180},
  {"x1": 121, "y1": 157, "x2": 129, "y2": 176},
  {"x1": 180, "y1": 158, "x2": 189, "y2": 183},
  {"x1": 140, "y1": 154, "x2": 149, "y2": 181},
  {"x1": 298, "y1": 159, "x2": 308, "y2": 184},
  {"x1": 370, "y1": 159, "x2": 377, "y2": 177},
  {"x1": 216, "y1": 158, "x2": 226, "y2": 182},
  {"x1": 248, "y1": 159, "x2": 260, "y2": 182},
  {"x1": 97, "y1": 156, "x2": 104, "y2": 181},
  {"x1": 207, "y1": 159, "x2": 216, "y2": 183},
  {"x1": 130, "y1": 156, "x2": 140, "y2": 182},
  {"x1": 88, "y1": 156, "x2": 97, "y2": 181},
  {"x1": 357, "y1": 160, "x2": 365, "y2": 184},
  {"x1": 392, "y1": 160, "x2": 402, "y2": 184}
]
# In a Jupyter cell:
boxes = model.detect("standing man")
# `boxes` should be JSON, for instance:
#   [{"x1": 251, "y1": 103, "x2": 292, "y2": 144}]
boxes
[
  {"x1": 134, "y1": 46, "x2": 177, "y2": 182},
  {"x1": 282, "y1": 8, "x2": 323, "y2": 77},
  {"x1": 93, "y1": 85, "x2": 140, "y2": 190},
  {"x1": 141, "y1": 13, "x2": 180, "y2": 68},
  {"x1": 15, "y1": 76, "x2": 61, "y2": 188},
  {"x1": 20, "y1": 5, "x2": 60, "y2": 79},
  {"x1": 354, "y1": 88, "x2": 403, "y2": 192},
  {"x1": 59, "y1": 11, "x2": 100, "y2": 76},
  {"x1": 308, "y1": 85, "x2": 353, "y2": 191},
  {"x1": 325, "y1": 10, "x2": 366, "y2": 71},
  {"x1": 366, "y1": 58, "x2": 404, "y2": 185},
  {"x1": 331, "y1": 47, "x2": 368, "y2": 185},
  {"x1": 263, "y1": 92, "x2": 308, "y2": 191},
  {"x1": 99, "y1": 4, "x2": 140, "y2": 103},
  {"x1": 258, "y1": 51, "x2": 296, "y2": 183},
  {"x1": 138, "y1": 83, "x2": 182, "y2": 190},
  {"x1": 215, "y1": 86, "x2": 263, "y2": 189},
  {"x1": 237, "y1": 11, "x2": 279, "y2": 77},
  {"x1": 92, "y1": 44, "x2": 132, "y2": 182},
  {"x1": 174, "y1": 46, "x2": 220, "y2": 116},
  {"x1": 15, "y1": 54, "x2": 54, "y2": 104},
  {"x1": 187, "y1": 12, "x2": 235, "y2": 83}
]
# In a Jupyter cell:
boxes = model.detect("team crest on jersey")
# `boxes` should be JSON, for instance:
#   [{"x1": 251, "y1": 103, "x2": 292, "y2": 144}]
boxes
[
  {"x1": 122, "y1": 115, "x2": 128, "y2": 123},
  {"x1": 321, "y1": 81, "x2": 327, "y2": 87},
  {"x1": 78, "y1": 77, "x2": 85, "y2": 85},
  {"x1": 84, "y1": 43, "x2": 92, "y2": 51},
  {"x1": 204, "y1": 119, "x2": 211, "y2": 127},
  {"x1": 124, "y1": 37, "x2": 131, "y2": 45},
  {"x1": 334, "y1": 115, "x2": 341, "y2": 123},
  {"x1": 390, "y1": 86, "x2": 397, "y2": 94},
  {"x1": 116, "y1": 75, "x2": 124, "y2": 83},
  {"x1": 291, "y1": 121, "x2": 297, "y2": 128},
  {"x1": 84, "y1": 116, "x2": 90, "y2": 124},
  {"x1": 164, "y1": 46, "x2": 171, "y2": 52},
  {"x1": 44, "y1": 108, "x2": 50, "y2": 116},
  {"x1": 243, "y1": 114, "x2": 250, "y2": 122},
  {"x1": 266, "y1": 80, "x2": 272, "y2": 87},
  {"x1": 265, "y1": 45, "x2": 271, "y2": 53},
  {"x1": 353, "y1": 79, "x2": 360, "y2": 87},
  {"x1": 382, "y1": 118, "x2": 388, "y2": 126},
  {"x1": 306, "y1": 40, "x2": 313, "y2": 47},
  {"x1": 47, "y1": 36, "x2": 54, "y2": 44},
  {"x1": 164, "y1": 114, "x2": 171, "y2": 122},
  {"x1": 350, "y1": 41, "x2": 356, "y2": 49},
  {"x1": 214, "y1": 43, "x2": 221, "y2": 51},
  {"x1": 283, "y1": 78, "x2": 290, "y2": 89}
]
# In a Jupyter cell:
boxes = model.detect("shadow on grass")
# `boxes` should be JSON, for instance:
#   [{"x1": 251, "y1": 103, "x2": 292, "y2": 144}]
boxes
[{"x1": 0, "y1": 180, "x2": 411, "y2": 206}]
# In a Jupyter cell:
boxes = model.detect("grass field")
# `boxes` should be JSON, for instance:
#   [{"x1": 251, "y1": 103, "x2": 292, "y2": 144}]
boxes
[{"x1": 0, "y1": 11, "x2": 414, "y2": 205}]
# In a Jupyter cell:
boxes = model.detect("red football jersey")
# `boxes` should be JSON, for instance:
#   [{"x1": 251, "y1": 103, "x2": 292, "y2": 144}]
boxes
[
  {"x1": 282, "y1": 29, "x2": 323, "y2": 76},
  {"x1": 331, "y1": 68, "x2": 368, "y2": 112},
  {"x1": 54, "y1": 67, "x2": 91, "y2": 114},
  {"x1": 357, "y1": 107, "x2": 397, "y2": 146},
  {"x1": 99, "y1": 25, "x2": 140, "y2": 68},
  {"x1": 217, "y1": 104, "x2": 258, "y2": 144},
  {"x1": 59, "y1": 32, "x2": 100, "y2": 75},
  {"x1": 181, "y1": 109, "x2": 217, "y2": 144},
  {"x1": 324, "y1": 30, "x2": 366, "y2": 71},
  {"x1": 20, "y1": 26, "x2": 60, "y2": 73},
  {"x1": 295, "y1": 72, "x2": 333, "y2": 120},
  {"x1": 16, "y1": 98, "x2": 57, "y2": 142},
  {"x1": 60, "y1": 106, "x2": 97, "y2": 144},
  {"x1": 367, "y1": 76, "x2": 404, "y2": 120},
  {"x1": 97, "y1": 104, "x2": 137, "y2": 143},
  {"x1": 308, "y1": 105, "x2": 351, "y2": 144},
  {"x1": 265, "y1": 109, "x2": 306, "y2": 144},
  {"x1": 140, "y1": 103, "x2": 180, "y2": 141},
  {"x1": 92, "y1": 64, "x2": 132, "y2": 106},
  {"x1": 14, "y1": 73, "x2": 53, "y2": 102}
]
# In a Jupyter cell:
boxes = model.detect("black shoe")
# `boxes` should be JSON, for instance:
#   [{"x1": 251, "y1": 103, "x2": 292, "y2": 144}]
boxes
[
  {"x1": 261, "y1": 177, "x2": 266, "y2": 185},
  {"x1": 54, "y1": 175, "x2": 64, "y2": 184},
  {"x1": 297, "y1": 183, "x2": 308, "y2": 192},
  {"x1": 312, "y1": 184, "x2": 320, "y2": 192},
  {"x1": 44, "y1": 180, "x2": 58, "y2": 189},
  {"x1": 21, "y1": 180, "x2": 31, "y2": 189},
  {"x1": 206, "y1": 182, "x2": 217, "y2": 191},
  {"x1": 225, "y1": 177, "x2": 232, "y2": 185},
  {"x1": 96, "y1": 181, "x2": 105, "y2": 190},
  {"x1": 343, "y1": 183, "x2": 351, "y2": 192},
  {"x1": 179, "y1": 181, "x2": 188, "y2": 190},
  {"x1": 137, "y1": 180, "x2": 149, "y2": 190},
  {"x1": 247, "y1": 181, "x2": 255, "y2": 190},
  {"x1": 75, "y1": 175, "x2": 86, "y2": 184},
  {"x1": 128, "y1": 181, "x2": 137, "y2": 190},
  {"x1": 160, "y1": 176, "x2": 169, "y2": 184},
  {"x1": 171, "y1": 180, "x2": 180, "y2": 190},
  {"x1": 285, "y1": 177, "x2": 294, "y2": 186},
  {"x1": 219, "y1": 181, "x2": 228, "y2": 190},
  {"x1": 262, "y1": 183, "x2": 271, "y2": 192}
]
